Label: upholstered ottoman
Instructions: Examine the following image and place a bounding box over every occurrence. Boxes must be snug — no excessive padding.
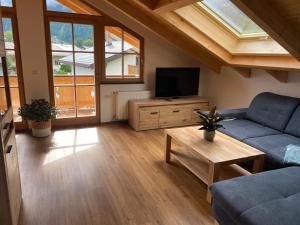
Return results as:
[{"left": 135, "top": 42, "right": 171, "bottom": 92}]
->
[{"left": 211, "top": 167, "right": 300, "bottom": 225}]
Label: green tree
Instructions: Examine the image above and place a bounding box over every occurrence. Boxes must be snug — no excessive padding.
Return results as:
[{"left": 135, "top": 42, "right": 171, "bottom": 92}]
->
[
  {"left": 4, "top": 30, "right": 13, "bottom": 42},
  {"left": 84, "top": 38, "right": 94, "bottom": 47}
]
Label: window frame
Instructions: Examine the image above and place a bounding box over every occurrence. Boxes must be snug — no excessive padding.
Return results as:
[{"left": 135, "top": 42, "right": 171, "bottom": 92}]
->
[
  {"left": 43, "top": 0, "right": 145, "bottom": 86},
  {"left": 196, "top": 2, "right": 268, "bottom": 40},
  {"left": 101, "top": 22, "right": 144, "bottom": 84},
  {"left": 1, "top": 0, "right": 26, "bottom": 129}
]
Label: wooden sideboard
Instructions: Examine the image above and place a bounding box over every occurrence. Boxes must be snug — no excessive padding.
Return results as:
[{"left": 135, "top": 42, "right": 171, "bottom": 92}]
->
[
  {"left": 129, "top": 97, "right": 209, "bottom": 131},
  {"left": 0, "top": 108, "right": 22, "bottom": 225}
]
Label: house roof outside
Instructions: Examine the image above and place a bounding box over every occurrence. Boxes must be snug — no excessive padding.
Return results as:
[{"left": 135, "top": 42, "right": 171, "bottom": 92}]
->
[{"left": 56, "top": 40, "right": 136, "bottom": 68}]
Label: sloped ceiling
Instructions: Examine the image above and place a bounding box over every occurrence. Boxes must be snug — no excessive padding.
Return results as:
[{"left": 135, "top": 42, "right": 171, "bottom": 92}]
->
[{"left": 84, "top": 0, "right": 300, "bottom": 82}]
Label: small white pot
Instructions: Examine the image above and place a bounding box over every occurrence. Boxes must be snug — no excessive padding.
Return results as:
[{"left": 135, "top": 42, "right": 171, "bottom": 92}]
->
[{"left": 31, "top": 120, "right": 52, "bottom": 138}]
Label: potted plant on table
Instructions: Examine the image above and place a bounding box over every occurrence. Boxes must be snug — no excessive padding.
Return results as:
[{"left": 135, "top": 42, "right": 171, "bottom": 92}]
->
[
  {"left": 18, "top": 99, "right": 57, "bottom": 138},
  {"left": 195, "top": 107, "right": 233, "bottom": 142}
]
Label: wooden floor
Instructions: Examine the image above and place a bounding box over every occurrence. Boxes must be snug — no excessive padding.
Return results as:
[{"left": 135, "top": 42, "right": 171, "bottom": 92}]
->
[{"left": 17, "top": 123, "right": 215, "bottom": 225}]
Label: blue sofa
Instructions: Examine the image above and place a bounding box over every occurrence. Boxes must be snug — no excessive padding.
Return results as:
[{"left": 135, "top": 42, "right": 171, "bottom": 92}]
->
[
  {"left": 218, "top": 92, "right": 300, "bottom": 169},
  {"left": 211, "top": 92, "right": 300, "bottom": 225}
]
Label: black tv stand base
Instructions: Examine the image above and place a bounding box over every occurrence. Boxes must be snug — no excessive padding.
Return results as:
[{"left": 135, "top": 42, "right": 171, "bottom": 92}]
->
[{"left": 165, "top": 97, "right": 180, "bottom": 101}]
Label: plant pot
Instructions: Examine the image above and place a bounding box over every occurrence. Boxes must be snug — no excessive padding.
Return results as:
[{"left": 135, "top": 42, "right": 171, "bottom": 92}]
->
[
  {"left": 27, "top": 120, "right": 32, "bottom": 129},
  {"left": 31, "top": 120, "right": 51, "bottom": 138},
  {"left": 204, "top": 130, "right": 215, "bottom": 142}
]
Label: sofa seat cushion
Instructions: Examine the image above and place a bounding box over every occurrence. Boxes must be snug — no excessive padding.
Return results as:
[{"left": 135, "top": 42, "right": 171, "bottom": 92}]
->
[
  {"left": 218, "top": 119, "right": 280, "bottom": 141},
  {"left": 285, "top": 105, "right": 300, "bottom": 138},
  {"left": 211, "top": 167, "right": 300, "bottom": 225},
  {"left": 246, "top": 92, "right": 299, "bottom": 131},
  {"left": 244, "top": 134, "right": 300, "bottom": 167}
]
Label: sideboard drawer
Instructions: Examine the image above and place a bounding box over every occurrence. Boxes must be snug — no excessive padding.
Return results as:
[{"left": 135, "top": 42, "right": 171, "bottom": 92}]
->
[
  {"left": 160, "top": 105, "right": 191, "bottom": 119},
  {"left": 139, "top": 107, "right": 160, "bottom": 121},
  {"left": 191, "top": 103, "right": 209, "bottom": 122}
]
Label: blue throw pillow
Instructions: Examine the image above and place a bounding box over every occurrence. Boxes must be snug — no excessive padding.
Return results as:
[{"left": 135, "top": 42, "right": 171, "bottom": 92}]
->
[{"left": 284, "top": 144, "right": 300, "bottom": 166}]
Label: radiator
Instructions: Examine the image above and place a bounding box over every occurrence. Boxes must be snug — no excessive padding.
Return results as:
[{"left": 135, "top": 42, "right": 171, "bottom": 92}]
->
[{"left": 114, "top": 90, "right": 151, "bottom": 120}]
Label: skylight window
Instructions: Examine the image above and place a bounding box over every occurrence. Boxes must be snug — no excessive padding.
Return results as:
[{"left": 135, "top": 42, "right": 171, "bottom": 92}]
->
[{"left": 199, "top": 0, "right": 267, "bottom": 37}]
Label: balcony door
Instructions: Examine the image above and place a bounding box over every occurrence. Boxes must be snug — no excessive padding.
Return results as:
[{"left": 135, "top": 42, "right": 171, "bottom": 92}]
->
[{"left": 46, "top": 18, "right": 100, "bottom": 126}]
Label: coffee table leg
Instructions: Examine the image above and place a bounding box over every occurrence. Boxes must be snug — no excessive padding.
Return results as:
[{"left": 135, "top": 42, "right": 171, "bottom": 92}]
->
[
  {"left": 252, "top": 157, "right": 264, "bottom": 173},
  {"left": 165, "top": 134, "right": 172, "bottom": 163},
  {"left": 207, "top": 162, "right": 220, "bottom": 203}
]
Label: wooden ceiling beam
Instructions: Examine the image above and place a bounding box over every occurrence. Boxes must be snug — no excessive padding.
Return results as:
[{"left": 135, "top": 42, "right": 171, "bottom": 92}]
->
[
  {"left": 230, "top": 56, "right": 300, "bottom": 71},
  {"left": 233, "top": 67, "right": 251, "bottom": 78},
  {"left": 58, "top": 0, "right": 100, "bottom": 15},
  {"left": 265, "top": 70, "right": 289, "bottom": 83},
  {"left": 231, "top": 0, "right": 300, "bottom": 61},
  {"left": 102, "top": 0, "right": 223, "bottom": 73},
  {"left": 153, "top": 0, "right": 199, "bottom": 13}
]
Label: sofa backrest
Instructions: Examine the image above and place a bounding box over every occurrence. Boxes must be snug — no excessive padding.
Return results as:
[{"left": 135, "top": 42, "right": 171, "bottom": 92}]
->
[
  {"left": 285, "top": 105, "right": 300, "bottom": 137},
  {"left": 246, "top": 92, "right": 300, "bottom": 131}
]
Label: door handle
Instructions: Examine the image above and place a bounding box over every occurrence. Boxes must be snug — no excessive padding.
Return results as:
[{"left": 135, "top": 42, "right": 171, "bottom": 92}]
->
[
  {"left": 6, "top": 145, "right": 13, "bottom": 154},
  {"left": 173, "top": 110, "right": 180, "bottom": 113},
  {"left": 3, "top": 122, "right": 11, "bottom": 130}
]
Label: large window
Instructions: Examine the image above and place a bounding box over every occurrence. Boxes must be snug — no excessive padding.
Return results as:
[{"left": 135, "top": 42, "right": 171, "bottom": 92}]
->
[
  {"left": 45, "top": 0, "right": 144, "bottom": 125},
  {"left": 50, "top": 21, "right": 97, "bottom": 119},
  {"left": 199, "top": 0, "right": 267, "bottom": 37},
  {"left": 0, "top": 2, "right": 25, "bottom": 122},
  {"left": 104, "top": 26, "right": 143, "bottom": 83},
  {"left": 0, "top": 0, "right": 13, "bottom": 7}
]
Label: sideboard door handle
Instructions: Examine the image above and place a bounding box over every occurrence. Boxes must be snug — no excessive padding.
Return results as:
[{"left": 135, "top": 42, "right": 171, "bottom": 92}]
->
[
  {"left": 3, "top": 122, "right": 11, "bottom": 130},
  {"left": 173, "top": 110, "right": 180, "bottom": 113},
  {"left": 6, "top": 145, "right": 13, "bottom": 154}
]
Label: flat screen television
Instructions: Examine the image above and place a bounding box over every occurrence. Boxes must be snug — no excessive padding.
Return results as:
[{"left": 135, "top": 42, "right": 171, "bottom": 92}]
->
[{"left": 155, "top": 67, "right": 200, "bottom": 98}]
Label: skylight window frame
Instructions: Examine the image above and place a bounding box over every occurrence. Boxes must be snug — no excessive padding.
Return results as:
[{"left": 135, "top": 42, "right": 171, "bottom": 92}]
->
[{"left": 196, "top": 2, "right": 269, "bottom": 40}]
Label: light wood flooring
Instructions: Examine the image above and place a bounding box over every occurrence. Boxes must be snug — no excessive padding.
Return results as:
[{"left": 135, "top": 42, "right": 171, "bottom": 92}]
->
[{"left": 17, "top": 123, "right": 215, "bottom": 225}]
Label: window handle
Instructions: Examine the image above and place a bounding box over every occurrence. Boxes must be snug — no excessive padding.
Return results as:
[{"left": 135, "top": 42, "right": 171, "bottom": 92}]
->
[{"left": 6, "top": 145, "right": 13, "bottom": 154}]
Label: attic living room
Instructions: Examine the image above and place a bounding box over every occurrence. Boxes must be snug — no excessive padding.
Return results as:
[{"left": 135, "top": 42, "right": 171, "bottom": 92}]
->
[{"left": 1, "top": 0, "right": 300, "bottom": 225}]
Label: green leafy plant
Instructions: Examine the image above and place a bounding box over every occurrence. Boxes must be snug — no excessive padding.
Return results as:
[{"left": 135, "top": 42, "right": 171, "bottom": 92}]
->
[
  {"left": 18, "top": 99, "right": 57, "bottom": 122},
  {"left": 196, "top": 107, "right": 233, "bottom": 132}
]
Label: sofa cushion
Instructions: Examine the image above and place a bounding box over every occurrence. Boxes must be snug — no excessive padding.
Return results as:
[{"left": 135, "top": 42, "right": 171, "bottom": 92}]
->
[
  {"left": 285, "top": 105, "right": 300, "bottom": 138},
  {"left": 218, "top": 119, "right": 280, "bottom": 141},
  {"left": 246, "top": 92, "right": 299, "bottom": 131},
  {"left": 211, "top": 167, "right": 300, "bottom": 225},
  {"left": 244, "top": 134, "right": 300, "bottom": 167}
]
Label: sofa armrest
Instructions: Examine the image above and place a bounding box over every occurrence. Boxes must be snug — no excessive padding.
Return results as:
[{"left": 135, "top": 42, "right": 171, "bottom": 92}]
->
[{"left": 217, "top": 108, "right": 248, "bottom": 119}]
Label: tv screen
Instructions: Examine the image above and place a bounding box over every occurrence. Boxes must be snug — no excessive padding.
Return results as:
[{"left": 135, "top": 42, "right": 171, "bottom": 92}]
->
[{"left": 155, "top": 67, "right": 200, "bottom": 98}]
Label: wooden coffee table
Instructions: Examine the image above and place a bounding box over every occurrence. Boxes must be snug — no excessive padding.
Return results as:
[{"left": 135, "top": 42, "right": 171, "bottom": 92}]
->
[{"left": 165, "top": 126, "right": 265, "bottom": 202}]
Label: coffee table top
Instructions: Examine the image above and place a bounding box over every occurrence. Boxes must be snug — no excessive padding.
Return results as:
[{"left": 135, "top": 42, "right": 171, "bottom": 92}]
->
[{"left": 166, "top": 126, "right": 265, "bottom": 164}]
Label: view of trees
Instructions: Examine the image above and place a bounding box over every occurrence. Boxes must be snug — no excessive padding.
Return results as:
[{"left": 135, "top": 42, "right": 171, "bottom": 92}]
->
[{"left": 50, "top": 22, "right": 94, "bottom": 49}]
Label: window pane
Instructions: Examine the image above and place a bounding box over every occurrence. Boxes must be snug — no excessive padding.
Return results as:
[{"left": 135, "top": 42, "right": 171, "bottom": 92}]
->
[
  {"left": 76, "top": 86, "right": 96, "bottom": 117},
  {"left": 50, "top": 22, "right": 73, "bottom": 51},
  {"left": 6, "top": 50, "right": 17, "bottom": 76},
  {"left": 46, "top": 0, "right": 74, "bottom": 13},
  {"left": 74, "top": 53, "right": 95, "bottom": 76},
  {"left": 200, "top": 0, "right": 266, "bottom": 35},
  {"left": 2, "top": 18, "right": 14, "bottom": 49},
  {"left": 105, "top": 53, "right": 122, "bottom": 76},
  {"left": 124, "top": 32, "right": 140, "bottom": 54},
  {"left": 53, "top": 76, "right": 74, "bottom": 86},
  {"left": 54, "top": 86, "right": 76, "bottom": 118},
  {"left": 124, "top": 54, "right": 140, "bottom": 78},
  {"left": 52, "top": 52, "right": 74, "bottom": 76},
  {"left": 105, "top": 27, "right": 122, "bottom": 53},
  {"left": 0, "top": 87, "right": 8, "bottom": 116},
  {"left": 1, "top": 0, "right": 13, "bottom": 7},
  {"left": 10, "top": 87, "right": 21, "bottom": 121},
  {"left": 74, "top": 24, "right": 94, "bottom": 52}
]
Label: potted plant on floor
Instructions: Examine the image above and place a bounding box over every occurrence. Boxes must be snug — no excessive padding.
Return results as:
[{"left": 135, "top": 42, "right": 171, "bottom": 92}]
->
[
  {"left": 19, "top": 99, "right": 57, "bottom": 137},
  {"left": 195, "top": 107, "right": 233, "bottom": 142}
]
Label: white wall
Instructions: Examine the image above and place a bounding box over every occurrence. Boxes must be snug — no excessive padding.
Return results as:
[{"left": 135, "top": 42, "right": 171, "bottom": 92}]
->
[
  {"left": 86, "top": 0, "right": 201, "bottom": 122},
  {"left": 14, "top": 0, "right": 201, "bottom": 123},
  {"left": 16, "top": 0, "right": 50, "bottom": 102},
  {"left": 201, "top": 66, "right": 300, "bottom": 109}
]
